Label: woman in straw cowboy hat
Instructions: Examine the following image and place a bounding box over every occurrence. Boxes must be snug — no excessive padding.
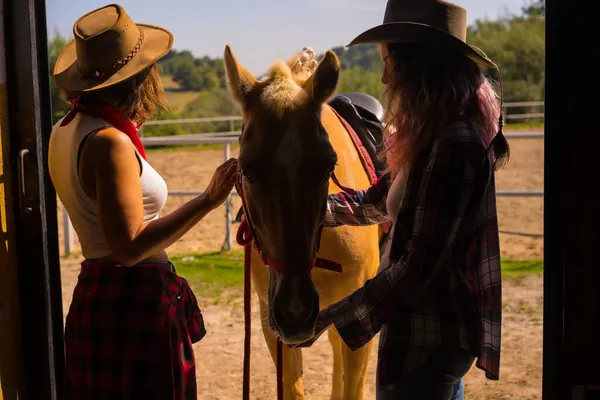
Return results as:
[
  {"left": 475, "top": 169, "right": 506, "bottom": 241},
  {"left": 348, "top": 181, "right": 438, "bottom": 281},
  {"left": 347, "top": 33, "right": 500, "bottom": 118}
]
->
[
  {"left": 49, "top": 4, "right": 238, "bottom": 399},
  {"left": 293, "top": 0, "right": 508, "bottom": 398}
]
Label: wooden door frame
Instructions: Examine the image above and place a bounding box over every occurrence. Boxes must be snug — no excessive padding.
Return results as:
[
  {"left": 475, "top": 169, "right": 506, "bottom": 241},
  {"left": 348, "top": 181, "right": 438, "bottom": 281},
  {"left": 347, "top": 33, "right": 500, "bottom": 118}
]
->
[
  {"left": 543, "top": 0, "right": 600, "bottom": 398},
  {"left": 3, "top": 0, "right": 64, "bottom": 398}
]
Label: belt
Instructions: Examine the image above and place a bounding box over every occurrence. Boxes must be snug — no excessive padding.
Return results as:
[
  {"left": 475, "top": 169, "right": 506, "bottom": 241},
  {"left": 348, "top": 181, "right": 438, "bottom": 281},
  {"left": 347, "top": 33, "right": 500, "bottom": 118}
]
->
[{"left": 82, "top": 259, "right": 176, "bottom": 273}]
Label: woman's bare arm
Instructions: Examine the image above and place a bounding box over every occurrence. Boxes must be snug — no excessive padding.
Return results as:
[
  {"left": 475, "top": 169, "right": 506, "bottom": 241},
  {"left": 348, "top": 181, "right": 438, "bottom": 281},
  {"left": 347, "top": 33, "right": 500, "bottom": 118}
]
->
[{"left": 86, "top": 128, "right": 238, "bottom": 266}]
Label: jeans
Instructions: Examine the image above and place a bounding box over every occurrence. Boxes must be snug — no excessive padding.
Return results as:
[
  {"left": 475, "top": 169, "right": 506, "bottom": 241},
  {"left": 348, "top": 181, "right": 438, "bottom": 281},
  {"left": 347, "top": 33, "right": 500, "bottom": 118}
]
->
[
  {"left": 376, "top": 347, "right": 474, "bottom": 400},
  {"left": 452, "top": 378, "right": 465, "bottom": 399}
]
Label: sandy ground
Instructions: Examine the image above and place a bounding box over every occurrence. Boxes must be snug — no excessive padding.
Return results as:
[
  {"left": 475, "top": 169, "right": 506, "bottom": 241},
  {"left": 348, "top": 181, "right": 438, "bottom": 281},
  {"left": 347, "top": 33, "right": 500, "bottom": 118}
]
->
[
  {"left": 56, "top": 132, "right": 544, "bottom": 398},
  {"left": 56, "top": 132, "right": 544, "bottom": 261},
  {"left": 60, "top": 263, "right": 542, "bottom": 400}
]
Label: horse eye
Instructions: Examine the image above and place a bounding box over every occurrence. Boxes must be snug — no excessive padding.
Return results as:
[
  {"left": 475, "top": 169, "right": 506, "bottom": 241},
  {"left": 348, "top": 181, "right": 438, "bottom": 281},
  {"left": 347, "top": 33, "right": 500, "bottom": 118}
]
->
[
  {"left": 240, "top": 161, "right": 254, "bottom": 181},
  {"left": 242, "top": 171, "right": 253, "bottom": 183}
]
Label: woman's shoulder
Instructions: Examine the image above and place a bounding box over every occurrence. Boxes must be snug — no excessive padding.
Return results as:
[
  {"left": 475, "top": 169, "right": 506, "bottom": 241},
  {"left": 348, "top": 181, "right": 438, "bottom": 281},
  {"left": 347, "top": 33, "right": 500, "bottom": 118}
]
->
[
  {"left": 82, "top": 127, "right": 139, "bottom": 168},
  {"left": 431, "top": 120, "right": 491, "bottom": 166},
  {"left": 88, "top": 126, "right": 134, "bottom": 148},
  {"left": 440, "top": 119, "right": 487, "bottom": 146},
  {"left": 50, "top": 113, "right": 127, "bottom": 151}
]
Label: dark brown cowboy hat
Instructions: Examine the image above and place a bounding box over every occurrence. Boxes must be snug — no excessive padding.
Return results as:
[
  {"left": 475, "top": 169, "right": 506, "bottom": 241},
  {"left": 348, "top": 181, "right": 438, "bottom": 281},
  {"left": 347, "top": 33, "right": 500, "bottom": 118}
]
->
[
  {"left": 347, "top": 0, "right": 496, "bottom": 68},
  {"left": 54, "top": 4, "right": 173, "bottom": 92}
]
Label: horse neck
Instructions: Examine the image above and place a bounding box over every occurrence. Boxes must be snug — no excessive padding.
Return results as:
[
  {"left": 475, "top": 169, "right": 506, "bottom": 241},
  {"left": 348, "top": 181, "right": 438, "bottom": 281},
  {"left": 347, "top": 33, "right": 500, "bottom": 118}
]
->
[{"left": 320, "top": 104, "right": 372, "bottom": 193}]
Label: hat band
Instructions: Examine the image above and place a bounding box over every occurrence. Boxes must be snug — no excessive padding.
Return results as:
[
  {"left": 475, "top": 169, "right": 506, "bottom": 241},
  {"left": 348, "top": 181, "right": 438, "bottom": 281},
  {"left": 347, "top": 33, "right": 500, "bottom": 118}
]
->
[{"left": 78, "top": 31, "right": 146, "bottom": 80}]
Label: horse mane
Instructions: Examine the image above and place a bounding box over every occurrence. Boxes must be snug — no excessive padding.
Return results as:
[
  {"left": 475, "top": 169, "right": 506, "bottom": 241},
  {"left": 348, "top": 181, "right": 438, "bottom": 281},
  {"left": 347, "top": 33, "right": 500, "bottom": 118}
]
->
[{"left": 259, "top": 47, "right": 318, "bottom": 117}]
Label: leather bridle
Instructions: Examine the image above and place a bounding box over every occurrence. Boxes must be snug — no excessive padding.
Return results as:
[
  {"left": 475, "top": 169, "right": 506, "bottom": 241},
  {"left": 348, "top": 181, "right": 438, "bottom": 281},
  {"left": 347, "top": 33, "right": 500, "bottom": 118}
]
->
[{"left": 234, "top": 171, "right": 344, "bottom": 274}]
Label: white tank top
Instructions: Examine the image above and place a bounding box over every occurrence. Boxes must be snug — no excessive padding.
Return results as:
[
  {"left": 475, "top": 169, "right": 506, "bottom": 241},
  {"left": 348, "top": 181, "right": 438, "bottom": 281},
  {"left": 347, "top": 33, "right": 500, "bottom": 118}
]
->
[{"left": 48, "top": 113, "right": 168, "bottom": 259}]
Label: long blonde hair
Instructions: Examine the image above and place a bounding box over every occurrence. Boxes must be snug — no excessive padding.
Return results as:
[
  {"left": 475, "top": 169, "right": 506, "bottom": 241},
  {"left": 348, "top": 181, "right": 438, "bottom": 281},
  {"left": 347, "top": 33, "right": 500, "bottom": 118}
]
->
[{"left": 382, "top": 43, "right": 509, "bottom": 178}]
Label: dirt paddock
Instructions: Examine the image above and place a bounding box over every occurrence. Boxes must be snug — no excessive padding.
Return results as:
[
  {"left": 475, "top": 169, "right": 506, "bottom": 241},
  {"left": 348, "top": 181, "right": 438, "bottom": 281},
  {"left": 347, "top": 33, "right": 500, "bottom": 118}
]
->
[{"left": 57, "top": 133, "right": 544, "bottom": 399}]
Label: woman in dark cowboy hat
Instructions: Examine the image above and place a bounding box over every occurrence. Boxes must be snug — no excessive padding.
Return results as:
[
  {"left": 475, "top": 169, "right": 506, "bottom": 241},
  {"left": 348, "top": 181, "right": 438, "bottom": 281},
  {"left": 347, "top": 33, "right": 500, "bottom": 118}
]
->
[
  {"left": 49, "top": 4, "right": 238, "bottom": 399},
  {"left": 293, "top": 1, "right": 508, "bottom": 399}
]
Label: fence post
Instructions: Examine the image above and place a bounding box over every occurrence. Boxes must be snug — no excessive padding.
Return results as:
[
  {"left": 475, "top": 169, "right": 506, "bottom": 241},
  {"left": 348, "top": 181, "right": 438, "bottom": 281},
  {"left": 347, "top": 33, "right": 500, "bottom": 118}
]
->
[
  {"left": 229, "top": 119, "right": 235, "bottom": 133},
  {"left": 221, "top": 142, "right": 233, "bottom": 251},
  {"left": 63, "top": 210, "right": 73, "bottom": 255}
]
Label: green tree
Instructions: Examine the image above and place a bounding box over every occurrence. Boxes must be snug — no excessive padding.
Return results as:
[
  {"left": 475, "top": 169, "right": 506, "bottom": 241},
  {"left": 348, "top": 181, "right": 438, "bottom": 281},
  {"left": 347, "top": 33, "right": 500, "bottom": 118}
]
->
[
  {"left": 158, "top": 50, "right": 228, "bottom": 91},
  {"left": 468, "top": 8, "right": 545, "bottom": 103},
  {"left": 337, "top": 67, "right": 383, "bottom": 99},
  {"left": 48, "top": 31, "right": 72, "bottom": 123},
  {"left": 521, "top": 0, "right": 545, "bottom": 18}
]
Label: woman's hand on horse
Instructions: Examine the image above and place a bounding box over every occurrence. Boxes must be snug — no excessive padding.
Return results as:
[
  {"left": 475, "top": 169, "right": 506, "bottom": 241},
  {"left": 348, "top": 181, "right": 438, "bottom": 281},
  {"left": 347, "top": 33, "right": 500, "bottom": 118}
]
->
[
  {"left": 288, "top": 310, "right": 333, "bottom": 348},
  {"left": 203, "top": 158, "right": 239, "bottom": 209}
]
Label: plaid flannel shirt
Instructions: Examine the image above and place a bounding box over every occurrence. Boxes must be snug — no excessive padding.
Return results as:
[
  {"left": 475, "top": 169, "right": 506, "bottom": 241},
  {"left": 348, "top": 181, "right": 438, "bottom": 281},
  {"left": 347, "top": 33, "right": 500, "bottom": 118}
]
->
[{"left": 324, "top": 121, "right": 502, "bottom": 389}]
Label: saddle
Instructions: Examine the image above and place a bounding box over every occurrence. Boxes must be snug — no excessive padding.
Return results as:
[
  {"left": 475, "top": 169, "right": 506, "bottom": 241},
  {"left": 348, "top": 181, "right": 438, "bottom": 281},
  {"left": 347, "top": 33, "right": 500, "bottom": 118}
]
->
[
  {"left": 327, "top": 92, "right": 387, "bottom": 179},
  {"left": 233, "top": 92, "right": 391, "bottom": 251}
]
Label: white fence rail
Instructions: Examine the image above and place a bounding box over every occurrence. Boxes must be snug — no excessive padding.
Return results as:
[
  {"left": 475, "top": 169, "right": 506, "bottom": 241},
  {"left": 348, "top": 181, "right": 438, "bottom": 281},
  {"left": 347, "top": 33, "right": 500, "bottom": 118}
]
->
[
  {"left": 139, "top": 101, "right": 544, "bottom": 133},
  {"left": 502, "top": 100, "right": 544, "bottom": 120},
  {"left": 61, "top": 101, "right": 545, "bottom": 255}
]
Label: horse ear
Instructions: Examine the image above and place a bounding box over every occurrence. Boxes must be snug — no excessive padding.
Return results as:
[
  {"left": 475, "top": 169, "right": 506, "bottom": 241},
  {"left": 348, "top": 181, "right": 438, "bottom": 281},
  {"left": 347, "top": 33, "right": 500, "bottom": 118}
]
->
[
  {"left": 224, "top": 45, "right": 258, "bottom": 107},
  {"left": 302, "top": 50, "right": 340, "bottom": 104}
]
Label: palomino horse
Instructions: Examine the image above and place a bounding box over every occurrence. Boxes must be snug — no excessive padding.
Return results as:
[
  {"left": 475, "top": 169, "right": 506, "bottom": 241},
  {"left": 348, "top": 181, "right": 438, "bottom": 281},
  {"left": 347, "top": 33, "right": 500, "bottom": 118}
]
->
[{"left": 224, "top": 45, "right": 382, "bottom": 399}]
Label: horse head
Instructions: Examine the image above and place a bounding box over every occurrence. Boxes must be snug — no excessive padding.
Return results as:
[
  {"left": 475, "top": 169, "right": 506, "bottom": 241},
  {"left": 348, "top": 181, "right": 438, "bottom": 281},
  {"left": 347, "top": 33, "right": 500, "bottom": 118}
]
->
[{"left": 224, "top": 45, "right": 340, "bottom": 343}]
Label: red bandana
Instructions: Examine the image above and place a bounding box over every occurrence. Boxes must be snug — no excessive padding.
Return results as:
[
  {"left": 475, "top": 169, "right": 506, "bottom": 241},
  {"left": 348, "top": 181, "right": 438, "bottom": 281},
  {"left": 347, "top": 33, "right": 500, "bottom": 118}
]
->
[{"left": 60, "top": 99, "right": 147, "bottom": 160}]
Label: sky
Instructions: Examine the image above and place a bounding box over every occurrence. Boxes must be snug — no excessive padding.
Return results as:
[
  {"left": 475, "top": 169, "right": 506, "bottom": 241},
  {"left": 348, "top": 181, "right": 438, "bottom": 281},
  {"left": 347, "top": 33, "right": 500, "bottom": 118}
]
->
[{"left": 46, "top": 0, "right": 528, "bottom": 75}]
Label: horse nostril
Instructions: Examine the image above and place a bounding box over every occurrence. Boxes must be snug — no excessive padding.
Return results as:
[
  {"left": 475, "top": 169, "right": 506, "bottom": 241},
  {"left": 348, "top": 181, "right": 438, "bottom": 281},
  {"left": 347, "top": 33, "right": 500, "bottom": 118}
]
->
[
  {"left": 273, "top": 274, "right": 320, "bottom": 335},
  {"left": 286, "top": 309, "right": 311, "bottom": 325},
  {"left": 285, "top": 296, "right": 316, "bottom": 325}
]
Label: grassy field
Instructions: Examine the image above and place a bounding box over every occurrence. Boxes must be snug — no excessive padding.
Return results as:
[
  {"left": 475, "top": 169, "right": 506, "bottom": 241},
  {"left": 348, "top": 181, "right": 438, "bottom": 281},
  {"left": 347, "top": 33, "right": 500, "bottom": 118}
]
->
[
  {"left": 504, "top": 121, "right": 544, "bottom": 130},
  {"left": 164, "top": 90, "right": 201, "bottom": 113},
  {"left": 502, "top": 259, "right": 544, "bottom": 276},
  {"left": 172, "top": 251, "right": 245, "bottom": 297},
  {"left": 160, "top": 75, "right": 203, "bottom": 113},
  {"left": 160, "top": 75, "right": 180, "bottom": 90},
  {"left": 172, "top": 250, "right": 543, "bottom": 297}
]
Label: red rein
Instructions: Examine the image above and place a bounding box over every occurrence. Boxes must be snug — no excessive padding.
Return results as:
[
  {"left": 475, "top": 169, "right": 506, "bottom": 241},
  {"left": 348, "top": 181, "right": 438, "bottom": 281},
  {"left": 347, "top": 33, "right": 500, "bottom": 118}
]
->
[{"left": 235, "top": 178, "right": 344, "bottom": 400}]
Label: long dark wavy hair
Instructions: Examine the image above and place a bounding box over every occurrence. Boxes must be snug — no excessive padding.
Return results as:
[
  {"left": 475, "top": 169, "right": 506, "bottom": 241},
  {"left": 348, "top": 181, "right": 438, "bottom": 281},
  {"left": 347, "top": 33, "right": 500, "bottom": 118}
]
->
[{"left": 381, "top": 43, "right": 510, "bottom": 178}]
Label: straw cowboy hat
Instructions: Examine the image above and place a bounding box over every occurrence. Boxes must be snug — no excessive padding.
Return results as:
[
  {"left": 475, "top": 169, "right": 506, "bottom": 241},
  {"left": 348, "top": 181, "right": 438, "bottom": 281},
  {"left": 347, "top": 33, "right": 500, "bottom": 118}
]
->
[
  {"left": 54, "top": 3, "right": 173, "bottom": 92},
  {"left": 347, "top": 0, "right": 496, "bottom": 68}
]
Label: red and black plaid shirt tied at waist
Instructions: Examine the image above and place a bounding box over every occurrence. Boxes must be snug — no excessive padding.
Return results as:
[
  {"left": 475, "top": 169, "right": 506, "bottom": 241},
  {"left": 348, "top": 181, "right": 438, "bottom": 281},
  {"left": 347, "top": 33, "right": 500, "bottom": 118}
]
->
[
  {"left": 324, "top": 121, "right": 502, "bottom": 389},
  {"left": 63, "top": 260, "right": 206, "bottom": 400}
]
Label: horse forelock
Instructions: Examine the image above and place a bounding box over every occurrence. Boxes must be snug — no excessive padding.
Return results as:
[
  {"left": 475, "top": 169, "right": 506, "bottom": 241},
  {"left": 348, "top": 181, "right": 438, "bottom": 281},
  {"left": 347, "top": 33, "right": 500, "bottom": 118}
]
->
[
  {"left": 258, "top": 47, "right": 318, "bottom": 118},
  {"left": 259, "top": 61, "right": 307, "bottom": 118}
]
